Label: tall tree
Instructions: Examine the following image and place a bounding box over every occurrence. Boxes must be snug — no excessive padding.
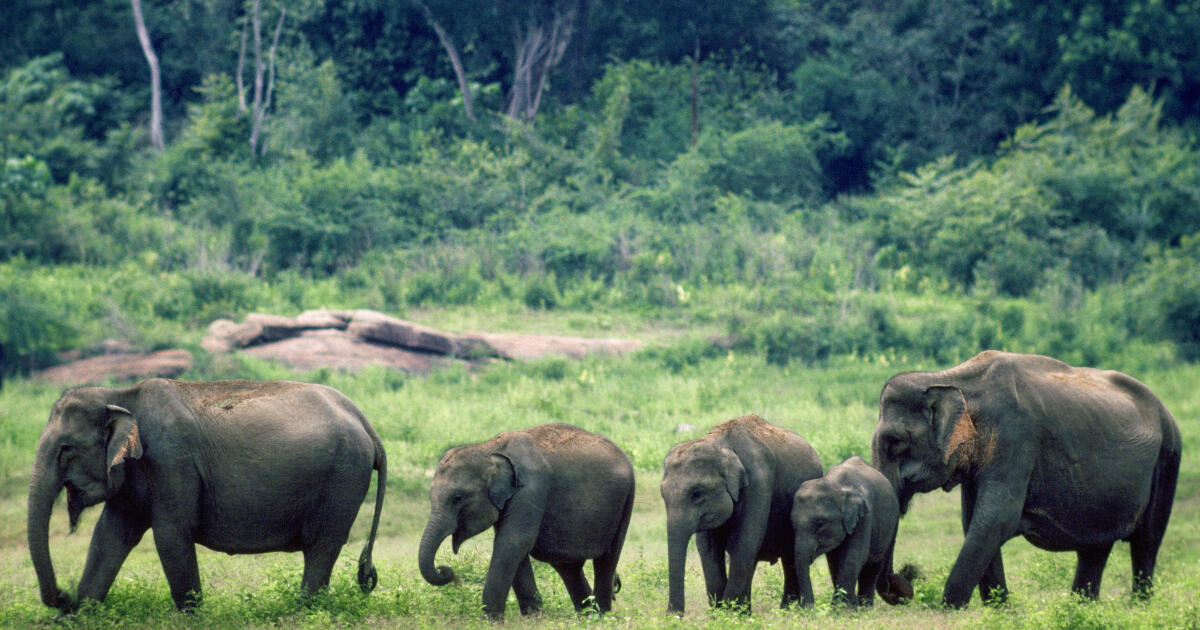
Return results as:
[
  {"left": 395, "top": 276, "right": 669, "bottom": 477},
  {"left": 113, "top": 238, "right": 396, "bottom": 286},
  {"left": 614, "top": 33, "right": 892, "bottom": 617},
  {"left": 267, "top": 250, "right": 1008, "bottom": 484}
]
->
[
  {"left": 129, "top": 0, "right": 165, "bottom": 150},
  {"left": 414, "top": 0, "right": 476, "bottom": 121},
  {"left": 504, "top": 0, "right": 580, "bottom": 121},
  {"left": 238, "top": 0, "right": 286, "bottom": 154}
]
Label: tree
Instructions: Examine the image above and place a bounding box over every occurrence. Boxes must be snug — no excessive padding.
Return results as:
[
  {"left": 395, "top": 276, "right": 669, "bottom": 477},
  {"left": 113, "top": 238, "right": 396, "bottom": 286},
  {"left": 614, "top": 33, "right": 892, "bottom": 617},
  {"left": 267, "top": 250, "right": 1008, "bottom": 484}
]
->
[
  {"left": 414, "top": 0, "right": 476, "bottom": 121},
  {"left": 504, "top": 0, "right": 581, "bottom": 121},
  {"left": 129, "top": 0, "right": 165, "bottom": 150},
  {"left": 412, "top": 0, "right": 583, "bottom": 123},
  {"left": 237, "top": 0, "right": 286, "bottom": 154}
]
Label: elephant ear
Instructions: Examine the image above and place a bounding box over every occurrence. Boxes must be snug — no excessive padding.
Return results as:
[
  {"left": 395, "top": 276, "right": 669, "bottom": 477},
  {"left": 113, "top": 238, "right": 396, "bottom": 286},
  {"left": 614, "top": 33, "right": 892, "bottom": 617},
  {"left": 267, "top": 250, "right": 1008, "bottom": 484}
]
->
[
  {"left": 924, "top": 385, "right": 974, "bottom": 464},
  {"left": 842, "top": 490, "right": 867, "bottom": 535},
  {"left": 487, "top": 453, "right": 520, "bottom": 511},
  {"left": 719, "top": 447, "right": 748, "bottom": 503},
  {"left": 488, "top": 434, "right": 544, "bottom": 510},
  {"left": 104, "top": 404, "right": 142, "bottom": 488}
]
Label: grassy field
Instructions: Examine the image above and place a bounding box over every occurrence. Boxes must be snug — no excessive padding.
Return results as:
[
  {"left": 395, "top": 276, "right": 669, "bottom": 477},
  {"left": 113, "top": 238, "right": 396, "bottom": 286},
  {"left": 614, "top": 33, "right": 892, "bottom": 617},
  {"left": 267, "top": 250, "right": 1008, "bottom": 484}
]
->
[{"left": 1, "top": 342, "right": 1197, "bottom": 629}]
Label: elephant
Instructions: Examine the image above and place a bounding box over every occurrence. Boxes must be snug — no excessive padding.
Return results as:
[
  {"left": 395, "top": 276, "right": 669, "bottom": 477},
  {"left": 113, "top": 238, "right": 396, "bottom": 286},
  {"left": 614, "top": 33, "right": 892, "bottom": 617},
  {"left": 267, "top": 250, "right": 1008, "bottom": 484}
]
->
[
  {"left": 872, "top": 350, "right": 1181, "bottom": 608},
  {"left": 660, "top": 414, "right": 823, "bottom": 614},
  {"left": 790, "top": 456, "right": 912, "bottom": 608},
  {"left": 28, "top": 378, "right": 387, "bottom": 613},
  {"left": 418, "top": 423, "right": 634, "bottom": 621}
]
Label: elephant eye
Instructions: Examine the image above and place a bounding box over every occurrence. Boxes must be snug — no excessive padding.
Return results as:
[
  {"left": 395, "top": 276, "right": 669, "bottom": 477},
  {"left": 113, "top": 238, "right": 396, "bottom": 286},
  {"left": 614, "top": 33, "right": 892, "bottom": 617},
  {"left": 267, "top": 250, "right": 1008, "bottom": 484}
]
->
[{"left": 690, "top": 489, "right": 704, "bottom": 502}]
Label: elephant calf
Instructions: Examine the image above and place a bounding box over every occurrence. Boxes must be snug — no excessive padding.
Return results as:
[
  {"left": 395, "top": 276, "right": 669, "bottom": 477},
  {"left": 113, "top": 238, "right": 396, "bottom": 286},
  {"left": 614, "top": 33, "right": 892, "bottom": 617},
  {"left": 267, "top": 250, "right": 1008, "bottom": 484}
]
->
[
  {"left": 419, "top": 423, "right": 634, "bottom": 621},
  {"left": 661, "top": 414, "right": 823, "bottom": 614},
  {"left": 28, "top": 379, "right": 387, "bottom": 613},
  {"left": 791, "top": 456, "right": 912, "bottom": 608}
]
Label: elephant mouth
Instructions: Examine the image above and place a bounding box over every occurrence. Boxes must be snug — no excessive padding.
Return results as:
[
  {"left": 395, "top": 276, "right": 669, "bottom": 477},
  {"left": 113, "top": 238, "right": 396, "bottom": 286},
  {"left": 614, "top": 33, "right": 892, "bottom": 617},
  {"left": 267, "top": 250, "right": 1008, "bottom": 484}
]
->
[{"left": 66, "top": 483, "right": 86, "bottom": 532}]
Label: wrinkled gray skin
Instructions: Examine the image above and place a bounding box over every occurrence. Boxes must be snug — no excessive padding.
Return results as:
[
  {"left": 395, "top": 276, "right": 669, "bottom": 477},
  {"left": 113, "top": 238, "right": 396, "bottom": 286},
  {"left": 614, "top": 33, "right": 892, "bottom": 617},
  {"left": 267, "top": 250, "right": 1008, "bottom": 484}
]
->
[
  {"left": 419, "top": 424, "right": 634, "bottom": 621},
  {"left": 28, "top": 379, "right": 386, "bottom": 613},
  {"left": 660, "top": 415, "right": 823, "bottom": 615},
  {"left": 791, "top": 456, "right": 911, "bottom": 608},
  {"left": 872, "top": 351, "right": 1181, "bottom": 608}
]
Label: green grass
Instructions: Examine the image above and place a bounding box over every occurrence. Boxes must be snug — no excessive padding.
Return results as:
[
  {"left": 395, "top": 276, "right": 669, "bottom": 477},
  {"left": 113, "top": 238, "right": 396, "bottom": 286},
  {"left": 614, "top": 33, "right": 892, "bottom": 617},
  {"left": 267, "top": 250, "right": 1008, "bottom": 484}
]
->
[{"left": 1, "top": 347, "right": 1197, "bottom": 628}]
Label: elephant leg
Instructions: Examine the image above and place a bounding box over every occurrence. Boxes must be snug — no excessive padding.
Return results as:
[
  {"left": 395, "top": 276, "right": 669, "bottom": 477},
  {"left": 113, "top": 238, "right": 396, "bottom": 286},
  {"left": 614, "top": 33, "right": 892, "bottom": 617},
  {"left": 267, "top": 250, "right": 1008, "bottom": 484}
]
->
[
  {"left": 827, "top": 548, "right": 862, "bottom": 607},
  {"left": 696, "top": 530, "right": 728, "bottom": 605},
  {"left": 151, "top": 522, "right": 202, "bottom": 611},
  {"left": 76, "top": 505, "right": 149, "bottom": 604},
  {"left": 483, "top": 520, "right": 538, "bottom": 621},
  {"left": 723, "top": 522, "right": 767, "bottom": 611},
  {"left": 591, "top": 492, "right": 632, "bottom": 613},
  {"left": 1129, "top": 452, "right": 1178, "bottom": 599},
  {"left": 512, "top": 556, "right": 543, "bottom": 616},
  {"left": 944, "top": 483, "right": 1021, "bottom": 608},
  {"left": 780, "top": 553, "right": 801, "bottom": 609},
  {"left": 1130, "top": 533, "right": 1161, "bottom": 599},
  {"left": 961, "top": 481, "right": 1009, "bottom": 605},
  {"left": 300, "top": 542, "right": 344, "bottom": 596},
  {"left": 857, "top": 562, "right": 879, "bottom": 607},
  {"left": 591, "top": 551, "right": 619, "bottom": 612},
  {"left": 1072, "top": 543, "right": 1113, "bottom": 599},
  {"left": 552, "top": 561, "right": 593, "bottom": 611}
]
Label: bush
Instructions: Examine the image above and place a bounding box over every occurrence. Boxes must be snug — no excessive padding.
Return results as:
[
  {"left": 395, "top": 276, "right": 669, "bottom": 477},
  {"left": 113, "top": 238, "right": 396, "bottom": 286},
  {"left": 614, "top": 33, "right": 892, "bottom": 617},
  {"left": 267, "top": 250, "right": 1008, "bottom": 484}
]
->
[
  {"left": 0, "top": 277, "right": 78, "bottom": 376},
  {"left": 1127, "top": 236, "right": 1200, "bottom": 361}
]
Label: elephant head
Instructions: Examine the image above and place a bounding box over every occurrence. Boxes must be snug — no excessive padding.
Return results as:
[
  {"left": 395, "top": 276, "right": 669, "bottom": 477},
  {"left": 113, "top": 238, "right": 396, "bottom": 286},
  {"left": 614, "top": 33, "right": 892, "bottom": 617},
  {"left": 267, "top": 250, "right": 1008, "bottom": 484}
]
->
[
  {"left": 418, "top": 438, "right": 532, "bottom": 586},
  {"left": 790, "top": 478, "right": 866, "bottom": 606},
  {"left": 659, "top": 440, "right": 747, "bottom": 613},
  {"left": 28, "top": 387, "right": 142, "bottom": 610},
  {"left": 872, "top": 374, "right": 989, "bottom": 514}
]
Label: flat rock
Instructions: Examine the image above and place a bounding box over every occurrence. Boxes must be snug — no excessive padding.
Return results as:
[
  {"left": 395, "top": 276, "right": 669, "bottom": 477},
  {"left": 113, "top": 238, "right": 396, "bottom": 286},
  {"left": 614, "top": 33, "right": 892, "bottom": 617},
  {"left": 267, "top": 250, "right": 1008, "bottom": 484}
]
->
[
  {"left": 240, "top": 329, "right": 454, "bottom": 373},
  {"left": 39, "top": 350, "right": 194, "bottom": 386},
  {"left": 346, "top": 310, "right": 497, "bottom": 358}
]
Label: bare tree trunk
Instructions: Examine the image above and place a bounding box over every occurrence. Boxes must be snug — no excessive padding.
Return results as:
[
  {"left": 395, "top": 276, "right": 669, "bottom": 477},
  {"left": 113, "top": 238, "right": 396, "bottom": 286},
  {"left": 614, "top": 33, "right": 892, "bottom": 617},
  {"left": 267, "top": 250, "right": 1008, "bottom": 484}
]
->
[
  {"left": 130, "top": 0, "right": 164, "bottom": 151},
  {"left": 506, "top": 2, "right": 578, "bottom": 122},
  {"left": 236, "top": 16, "right": 249, "bottom": 115},
  {"left": 248, "top": 0, "right": 285, "bottom": 155},
  {"left": 415, "top": 0, "right": 476, "bottom": 122}
]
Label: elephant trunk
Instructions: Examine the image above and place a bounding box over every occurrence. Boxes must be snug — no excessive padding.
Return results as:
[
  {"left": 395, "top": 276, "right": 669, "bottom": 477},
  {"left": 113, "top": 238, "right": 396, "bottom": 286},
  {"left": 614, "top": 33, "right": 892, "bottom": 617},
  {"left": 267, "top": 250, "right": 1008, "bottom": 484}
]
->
[
  {"left": 418, "top": 513, "right": 455, "bottom": 586},
  {"left": 871, "top": 432, "right": 904, "bottom": 510},
  {"left": 666, "top": 521, "right": 693, "bottom": 615},
  {"left": 792, "top": 540, "right": 817, "bottom": 608},
  {"left": 28, "top": 444, "right": 67, "bottom": 609}
]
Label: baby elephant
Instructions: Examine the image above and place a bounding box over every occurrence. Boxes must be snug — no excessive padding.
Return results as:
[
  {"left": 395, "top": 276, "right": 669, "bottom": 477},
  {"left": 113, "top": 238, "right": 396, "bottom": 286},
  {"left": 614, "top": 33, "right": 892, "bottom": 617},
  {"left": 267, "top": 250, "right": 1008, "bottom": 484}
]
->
[
  {"left": 791, "top": 456, "right": 912, "bottom": 608},
  {"left": 418, "top": 424, "right": 634, "bottom": 621}
]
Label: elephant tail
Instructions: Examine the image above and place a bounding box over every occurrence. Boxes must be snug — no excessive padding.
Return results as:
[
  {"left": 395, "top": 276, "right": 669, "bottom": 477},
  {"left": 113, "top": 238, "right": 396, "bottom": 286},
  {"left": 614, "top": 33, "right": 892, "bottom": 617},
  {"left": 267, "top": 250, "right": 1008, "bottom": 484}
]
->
[{"left": 357, "top": 437, "right": 387, "bottom": 594}]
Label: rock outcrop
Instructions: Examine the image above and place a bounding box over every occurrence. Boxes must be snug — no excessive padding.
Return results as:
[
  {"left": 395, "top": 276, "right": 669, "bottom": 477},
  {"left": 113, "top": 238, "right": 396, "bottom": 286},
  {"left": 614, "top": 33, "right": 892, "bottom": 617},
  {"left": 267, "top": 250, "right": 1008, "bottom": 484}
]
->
[
  {"left": 201, "top": 309, "right": 643, "bottom": 373},
  {"left": 39, "top": 349, "right": 194, "bottom": 386}
]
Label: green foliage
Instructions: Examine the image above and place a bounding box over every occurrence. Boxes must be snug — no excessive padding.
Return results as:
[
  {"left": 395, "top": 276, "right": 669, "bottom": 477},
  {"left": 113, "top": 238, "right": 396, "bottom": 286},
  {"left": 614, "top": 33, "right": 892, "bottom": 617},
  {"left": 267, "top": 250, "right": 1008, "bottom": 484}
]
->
[
  {"left": 0, "top": 54, "right": 125, "bottom": 183},
  {"left": 0, "top": 268, "right": 79, "bottom": 376},
  {"left": 1125, "top": 236, "right": 1200, "bottom": 361}
]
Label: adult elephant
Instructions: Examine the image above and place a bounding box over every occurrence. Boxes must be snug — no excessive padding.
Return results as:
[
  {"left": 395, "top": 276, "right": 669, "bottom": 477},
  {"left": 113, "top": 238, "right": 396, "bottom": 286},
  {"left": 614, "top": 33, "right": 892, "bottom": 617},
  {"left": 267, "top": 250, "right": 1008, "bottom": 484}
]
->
[
  {"left": 872, "top": 351, "right": 1180, "bottom": 608},
  {"left": 418, "top": 423, "right": 634, "bottom": 621},
  {"left": 661, "top": 414, "right": 823, "bottom": 614},
  {"left": 28, "top": 378, "right": 387, "bottom": 612}
]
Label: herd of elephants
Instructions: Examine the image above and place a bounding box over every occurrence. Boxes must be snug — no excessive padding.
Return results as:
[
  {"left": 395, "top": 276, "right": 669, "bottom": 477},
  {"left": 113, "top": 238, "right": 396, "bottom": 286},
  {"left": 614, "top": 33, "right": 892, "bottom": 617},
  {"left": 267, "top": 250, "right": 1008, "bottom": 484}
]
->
[{"left": 27, "top": 350, "right": 1181, "bottom": 621}]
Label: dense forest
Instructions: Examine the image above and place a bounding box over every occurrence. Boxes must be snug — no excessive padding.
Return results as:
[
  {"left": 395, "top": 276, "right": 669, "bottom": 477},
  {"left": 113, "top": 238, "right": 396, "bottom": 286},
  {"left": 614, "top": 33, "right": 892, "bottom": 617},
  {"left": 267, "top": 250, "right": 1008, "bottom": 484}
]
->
[{"left": 4, "top": 0, "right": 1200, "bottom": 379}]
